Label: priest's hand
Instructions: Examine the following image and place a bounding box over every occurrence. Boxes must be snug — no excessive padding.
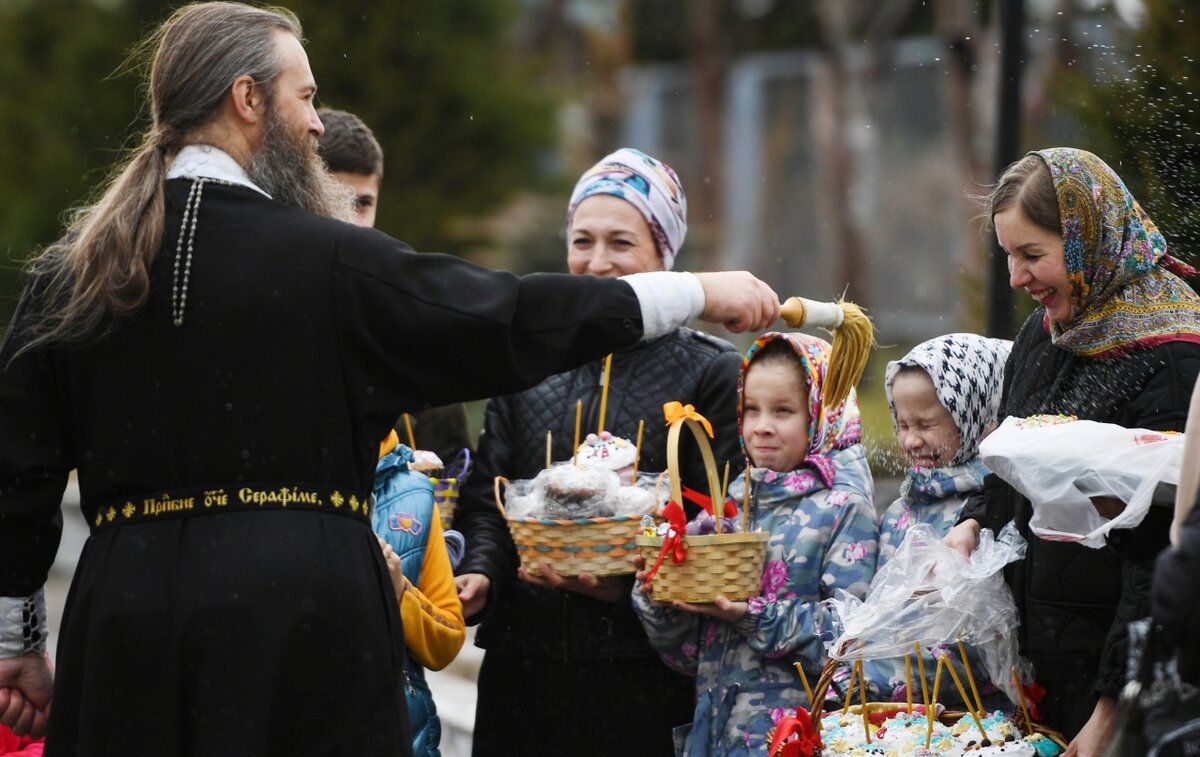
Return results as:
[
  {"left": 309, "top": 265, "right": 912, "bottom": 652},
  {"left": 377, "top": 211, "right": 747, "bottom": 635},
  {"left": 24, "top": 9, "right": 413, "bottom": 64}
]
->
[
  {"left": 694, "top": 272, "right": 780, "bottom": 333},
  {"left": 0, "top": 653, "right": 53, "bottom": 738}
]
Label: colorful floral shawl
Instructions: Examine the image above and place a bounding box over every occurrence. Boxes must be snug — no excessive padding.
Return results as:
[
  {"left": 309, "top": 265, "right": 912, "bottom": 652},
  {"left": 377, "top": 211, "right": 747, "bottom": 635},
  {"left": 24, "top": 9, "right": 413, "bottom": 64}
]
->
[
  {"left": 737, "top": 332, "right": 863, "bottom": 490},
  {"left": 1035, "top": 147, "right": 1200, "bottom": 358}
]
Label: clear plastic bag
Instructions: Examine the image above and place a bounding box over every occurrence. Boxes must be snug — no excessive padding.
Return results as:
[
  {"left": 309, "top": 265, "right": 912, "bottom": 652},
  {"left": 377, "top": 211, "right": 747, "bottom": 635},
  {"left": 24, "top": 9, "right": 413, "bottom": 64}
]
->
[
  {"left": 826, "top": 522, "right": 1026, "bottom": 703},
  {"left": 979, "top": 416, "right": 1183, "bottom": 548}
]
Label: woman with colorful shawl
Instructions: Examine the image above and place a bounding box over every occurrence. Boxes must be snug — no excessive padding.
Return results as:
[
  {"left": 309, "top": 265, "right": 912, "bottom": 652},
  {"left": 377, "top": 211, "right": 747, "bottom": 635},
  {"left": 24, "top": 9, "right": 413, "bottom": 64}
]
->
[
  {"left": 632, "top": 332, "right": 878, "bottom": 756},
  {"left": 861, "top": 333, "right": 1011, "bottom": 708},
  {"left": 946, "top": 148, "right": 1200, "bottom": 752}
]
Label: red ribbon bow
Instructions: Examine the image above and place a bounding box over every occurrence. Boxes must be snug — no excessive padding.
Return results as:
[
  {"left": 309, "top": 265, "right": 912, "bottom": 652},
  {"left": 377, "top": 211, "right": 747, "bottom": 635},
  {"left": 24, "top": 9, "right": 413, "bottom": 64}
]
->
[{"left": 641, "top": 500, "right": 688, "bottom": 589}]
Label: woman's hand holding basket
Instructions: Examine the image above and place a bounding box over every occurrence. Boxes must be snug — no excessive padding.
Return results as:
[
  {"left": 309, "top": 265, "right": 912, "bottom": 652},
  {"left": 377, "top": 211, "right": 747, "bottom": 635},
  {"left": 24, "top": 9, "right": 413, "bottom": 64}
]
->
[{"left": 517, "top": 560, "right": 628, "bottom": 603}]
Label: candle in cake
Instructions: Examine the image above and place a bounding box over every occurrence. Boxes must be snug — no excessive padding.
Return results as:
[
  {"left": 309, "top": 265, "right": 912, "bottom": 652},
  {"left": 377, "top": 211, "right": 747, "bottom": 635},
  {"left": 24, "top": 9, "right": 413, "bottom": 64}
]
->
[
  {"left": 841, "top": 662, "right": 859, "bottom": 715},
  {"left": 572, "top": 399, "right": 582, "bottom": 465},
  {"left": 632, "top": 419, "right": 644, "bottom": 479},
  {"left": 957, "top": 639, "right": 985, "bottom": 716},
  {"left": 925, "top": 656, "right": 945, "bottom": 750},
  {"left": 403, "top": 412, "right": 417, "bottom": 449},
  {"left": 856, "top": 659, "right": 870, "bottom": 743},
  {"left": 545, "top": 430, "right": 552, "bottom": 470},
  {"left": 945, "top": 655, "right": 990, "bottom": 744},
  {"left": 914, "top": 642, "right": 929, "bottom": 709},
  {"left": 597, "top": 353, "right": 613, "bottom": 433},
  {"left": 1013, "top": 666, "right": 1033, "bottom": 735},
  {"left": 904, "top": 653, "right": 913, "bottom": 714}
]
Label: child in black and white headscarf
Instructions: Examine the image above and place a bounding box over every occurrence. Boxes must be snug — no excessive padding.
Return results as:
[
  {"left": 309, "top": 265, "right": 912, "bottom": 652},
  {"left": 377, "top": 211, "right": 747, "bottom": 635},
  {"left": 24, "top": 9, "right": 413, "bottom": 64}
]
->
[{"left": 877, "top": 333, "right": 1012, "bottom": 566}]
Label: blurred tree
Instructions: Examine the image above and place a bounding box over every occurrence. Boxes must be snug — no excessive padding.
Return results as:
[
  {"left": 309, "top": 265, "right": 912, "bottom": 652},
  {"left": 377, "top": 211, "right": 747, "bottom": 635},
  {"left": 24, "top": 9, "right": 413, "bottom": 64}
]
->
[
  {"left": 0, "top": 0, "right": 558, "bottom": 332},
  {"left": 1069, "top": 0, "right": 1200, "bottom": 267}
]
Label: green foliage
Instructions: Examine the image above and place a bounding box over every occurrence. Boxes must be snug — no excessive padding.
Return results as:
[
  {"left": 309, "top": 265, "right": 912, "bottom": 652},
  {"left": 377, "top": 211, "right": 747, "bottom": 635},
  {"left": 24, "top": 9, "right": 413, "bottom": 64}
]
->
[
  {"left": 0, "top": 0, "right": 148, "bottom": 325},
  {"left": 0, "top": 0, "right": 559, "bottom": 331},
  {"left": 289, "top": 0, "right": 557, "bottom": 250},
  {"left": 1069, "top": 0, "right": 1200, "bottom": 266}
]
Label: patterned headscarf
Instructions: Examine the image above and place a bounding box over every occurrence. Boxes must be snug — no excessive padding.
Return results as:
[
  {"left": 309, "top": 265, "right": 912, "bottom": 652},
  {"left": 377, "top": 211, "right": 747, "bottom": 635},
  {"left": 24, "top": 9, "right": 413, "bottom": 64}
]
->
[
  {"left": 737, "top": 332, "right": 863, "bottom": 485},
  {"left": 567, "top": 147, "right": 688, "bottom": 270},
  {"left": 885, "top": 333, "right": 1012, "bottom": 467},
  {"left": 1034, "top": 147, "right": 1200, "bottom": 357}
]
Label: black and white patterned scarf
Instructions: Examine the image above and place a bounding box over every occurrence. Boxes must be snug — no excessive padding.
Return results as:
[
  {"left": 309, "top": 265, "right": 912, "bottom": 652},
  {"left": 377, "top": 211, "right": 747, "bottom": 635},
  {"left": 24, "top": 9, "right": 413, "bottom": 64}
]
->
[{"left": 885, "top": 333, "right": 1012, "bottom": 467}]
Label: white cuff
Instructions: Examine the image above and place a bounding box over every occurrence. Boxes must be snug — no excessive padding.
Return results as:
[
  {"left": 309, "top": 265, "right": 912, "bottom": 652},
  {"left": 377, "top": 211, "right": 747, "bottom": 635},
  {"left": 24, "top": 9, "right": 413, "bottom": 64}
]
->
[
  {"left": 621, "top": 271, "right": 705, "bottom": 341},
  {"left": 0, "top": 590, "right": 48, "bottom": 657}
]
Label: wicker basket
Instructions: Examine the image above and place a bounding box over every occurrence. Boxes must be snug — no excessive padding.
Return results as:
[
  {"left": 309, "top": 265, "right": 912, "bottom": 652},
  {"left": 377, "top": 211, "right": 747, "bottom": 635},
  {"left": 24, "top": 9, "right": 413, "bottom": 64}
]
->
[
  {"left": 494, "top": 476, "right": 641, "bottom": 577},
  {"left": 635, "top": 411, "right": 768, "bottom": 603},
  {"left": 429, "top": 448, "right": 470, "bottom": 531},
  {"left": 805, "top": 655, "right": 1068, "bottom": 750}
]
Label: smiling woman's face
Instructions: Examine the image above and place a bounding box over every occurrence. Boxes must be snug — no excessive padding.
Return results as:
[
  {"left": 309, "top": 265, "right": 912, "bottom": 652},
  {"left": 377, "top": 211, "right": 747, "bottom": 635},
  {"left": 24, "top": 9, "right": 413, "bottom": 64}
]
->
[
  {"left": 995, "top": 206, "right": 1072, "bottom": 325},
  {"left": 567, "top": 194, "right": 663, "bottom": 278}
]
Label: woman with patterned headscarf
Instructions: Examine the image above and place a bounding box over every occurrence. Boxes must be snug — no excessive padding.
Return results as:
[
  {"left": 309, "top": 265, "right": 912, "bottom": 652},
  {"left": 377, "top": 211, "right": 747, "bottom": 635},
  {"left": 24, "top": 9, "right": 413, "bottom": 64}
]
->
[
  {"left": 452, "top": 148, "right": 743, "bottom": 755},
  {"left": 946, "top": 148, "right": 1200, "bottom": 752}
]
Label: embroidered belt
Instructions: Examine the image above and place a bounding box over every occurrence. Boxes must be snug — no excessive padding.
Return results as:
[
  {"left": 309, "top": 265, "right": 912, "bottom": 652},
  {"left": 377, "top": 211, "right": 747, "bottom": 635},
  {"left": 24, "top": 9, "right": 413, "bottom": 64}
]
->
[{"left": 88, "top": 483, "right": 372, "bottom": 533}]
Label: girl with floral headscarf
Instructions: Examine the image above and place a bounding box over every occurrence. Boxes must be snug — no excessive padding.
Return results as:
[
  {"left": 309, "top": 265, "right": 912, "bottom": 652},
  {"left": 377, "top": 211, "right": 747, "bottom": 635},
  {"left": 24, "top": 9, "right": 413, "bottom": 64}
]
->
[
  {"left": 633, "top": 332, "right": 878, "bottom": 756},
  {"left": 946, "top": 148, "right": 1200, "bottom": 752}
]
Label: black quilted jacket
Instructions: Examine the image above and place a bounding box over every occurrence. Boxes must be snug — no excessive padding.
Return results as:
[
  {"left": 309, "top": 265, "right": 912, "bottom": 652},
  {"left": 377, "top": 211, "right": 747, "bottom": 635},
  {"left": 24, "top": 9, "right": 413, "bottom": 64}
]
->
[
  {"left": 452, "top": 327, "right": 742, "bottom": 660},
  {"left": 959, "top": 309, "right": 1200, "bottom": 738}
]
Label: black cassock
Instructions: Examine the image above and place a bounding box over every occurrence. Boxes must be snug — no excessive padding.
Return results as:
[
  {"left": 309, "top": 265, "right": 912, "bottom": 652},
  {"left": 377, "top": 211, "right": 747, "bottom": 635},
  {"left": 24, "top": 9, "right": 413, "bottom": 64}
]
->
[{"left": 0, "top": 180, "right": 643, "bottom": 756}]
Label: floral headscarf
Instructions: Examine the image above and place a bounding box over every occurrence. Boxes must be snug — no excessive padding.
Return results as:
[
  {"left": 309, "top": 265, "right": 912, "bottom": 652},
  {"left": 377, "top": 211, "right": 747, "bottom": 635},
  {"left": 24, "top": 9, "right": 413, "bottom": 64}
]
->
[
  {"left": 566, "top": 147, "right": 688, "bottom": 270},
  {"left": 1035, "top": 147, "right": 1200, "bottom": 357},
  {"left": 737, "top": 332, "right": 862, "bottom": 485},
  {"left": 884, "top": 333, "right": 1012, "bottom": 467}
]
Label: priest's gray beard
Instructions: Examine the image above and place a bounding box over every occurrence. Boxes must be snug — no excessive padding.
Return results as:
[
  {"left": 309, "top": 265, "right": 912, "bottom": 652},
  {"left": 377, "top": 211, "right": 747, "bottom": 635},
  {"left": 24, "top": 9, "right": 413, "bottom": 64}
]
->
[{"left": 247, "top": 108, "right": 354, "bottom": 222}]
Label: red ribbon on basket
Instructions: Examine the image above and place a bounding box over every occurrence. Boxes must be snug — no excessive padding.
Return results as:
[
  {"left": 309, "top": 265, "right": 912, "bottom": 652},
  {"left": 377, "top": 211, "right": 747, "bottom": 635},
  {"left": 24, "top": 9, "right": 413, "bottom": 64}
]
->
[
  {"left": 641, "top": 499, "right": 688, "bottom": 589},
  {"left": 767, "top": 713, "right": 821, "bottom": 757},
  {"left": 663, "top": 401, "right": 714, "bottom": 437},
  {"left": 681, "top": 486, "right": 737, "bottom": 518}
]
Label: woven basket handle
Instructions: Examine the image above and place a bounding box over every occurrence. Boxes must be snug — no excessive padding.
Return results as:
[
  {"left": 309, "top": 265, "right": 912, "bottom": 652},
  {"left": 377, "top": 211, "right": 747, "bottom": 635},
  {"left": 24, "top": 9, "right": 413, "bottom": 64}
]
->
[
  {"left": 666, "top": 415, "right": 723, "bottom": 533},
  {"left": 493, "top": 475, "right": 511, "bottom": 519}
]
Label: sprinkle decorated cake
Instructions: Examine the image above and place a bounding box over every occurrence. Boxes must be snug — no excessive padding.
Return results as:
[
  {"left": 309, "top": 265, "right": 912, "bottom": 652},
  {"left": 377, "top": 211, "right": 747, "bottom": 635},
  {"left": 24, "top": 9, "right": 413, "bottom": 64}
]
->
[
  {"left": 819, "top": 707, "right": 1061, "bottom": 756},
  {"left": 574, "top": 431, "right": 637, "bottom": 483}
]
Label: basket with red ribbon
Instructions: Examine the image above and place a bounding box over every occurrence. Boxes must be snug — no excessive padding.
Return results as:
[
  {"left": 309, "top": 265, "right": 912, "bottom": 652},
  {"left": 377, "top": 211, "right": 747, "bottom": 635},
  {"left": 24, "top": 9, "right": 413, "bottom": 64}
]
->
[{"left": 635, "top": 402, "right": 768, "bottom": 603}]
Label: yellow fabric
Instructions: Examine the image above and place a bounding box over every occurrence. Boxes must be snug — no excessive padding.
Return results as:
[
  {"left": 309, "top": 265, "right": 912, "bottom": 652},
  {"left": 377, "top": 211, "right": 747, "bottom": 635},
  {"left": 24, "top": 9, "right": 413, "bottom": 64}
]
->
[
  {"left": 398, "top": 504, "right": 466, "bottom": 670},
  {"left": 379, "top": 429, "right": 399, "bottom": 460}
]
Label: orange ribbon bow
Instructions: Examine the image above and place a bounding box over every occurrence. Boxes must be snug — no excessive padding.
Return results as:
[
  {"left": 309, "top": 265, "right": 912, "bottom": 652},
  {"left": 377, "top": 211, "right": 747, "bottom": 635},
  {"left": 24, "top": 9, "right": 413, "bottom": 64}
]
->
[{"left": 662, "top": 401, "right": 713, "bottom": 437}]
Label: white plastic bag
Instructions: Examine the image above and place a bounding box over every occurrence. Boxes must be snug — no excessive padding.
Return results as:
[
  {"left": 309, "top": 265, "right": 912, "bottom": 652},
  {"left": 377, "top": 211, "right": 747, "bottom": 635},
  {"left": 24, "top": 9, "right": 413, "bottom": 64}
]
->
[
  {"left": 825, "top": 522, "right": 1026, "bottom": 703},
  {"left": 979, "top": 416, "right": 1183, "bottom": 548}
]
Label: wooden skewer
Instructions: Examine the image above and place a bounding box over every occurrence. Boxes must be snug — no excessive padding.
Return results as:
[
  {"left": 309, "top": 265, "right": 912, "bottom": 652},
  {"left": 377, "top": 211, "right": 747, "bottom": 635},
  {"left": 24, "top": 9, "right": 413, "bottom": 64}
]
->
[
  {"left": 545, "top": 431, "right": 552, "bottom": 470},
  {"left": 956, "top": 639, "right": 985, "bottom": 716},
  {"left": 402, "top": 413, "right": 417, "bottom": 449},
  {"left": 596, "top": 353, "right": 613, "bottom": 434}
]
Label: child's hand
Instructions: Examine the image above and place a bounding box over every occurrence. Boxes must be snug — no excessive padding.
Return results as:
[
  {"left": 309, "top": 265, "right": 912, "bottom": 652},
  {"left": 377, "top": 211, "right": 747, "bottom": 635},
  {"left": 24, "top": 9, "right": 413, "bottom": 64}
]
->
[
  {"left": 671, "top": 596, "right": 748, "bottom": 622},
  {"left": 518, "top": 561, "right": 627, "bottom": 603},
  {"left": 376, "top": 536, "right": 405, "bottom": 603}
]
